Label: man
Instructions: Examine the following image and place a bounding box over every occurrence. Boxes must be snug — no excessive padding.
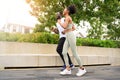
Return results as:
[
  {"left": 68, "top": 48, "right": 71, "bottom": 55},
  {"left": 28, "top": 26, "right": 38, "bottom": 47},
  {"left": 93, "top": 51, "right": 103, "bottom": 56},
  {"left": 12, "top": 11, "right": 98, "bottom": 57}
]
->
[{"left": 53, "top": 12, "right": 74, "bottom": 71}]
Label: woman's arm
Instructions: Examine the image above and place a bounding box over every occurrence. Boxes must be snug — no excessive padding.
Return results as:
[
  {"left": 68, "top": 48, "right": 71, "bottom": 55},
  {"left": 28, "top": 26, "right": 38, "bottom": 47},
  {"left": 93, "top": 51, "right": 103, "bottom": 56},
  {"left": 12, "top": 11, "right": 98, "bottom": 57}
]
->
[
  {"left": 58, "top": 17, "right": 69, "bottom": 29},
  {"left": 62, "top": 25, "right": 75, "bottom": 34},
  {"left": 62, "top": 29, "right": 69, "bottom": 34},
  {"left": 72, "top": 25, "right": 76, "bottom": 31}
]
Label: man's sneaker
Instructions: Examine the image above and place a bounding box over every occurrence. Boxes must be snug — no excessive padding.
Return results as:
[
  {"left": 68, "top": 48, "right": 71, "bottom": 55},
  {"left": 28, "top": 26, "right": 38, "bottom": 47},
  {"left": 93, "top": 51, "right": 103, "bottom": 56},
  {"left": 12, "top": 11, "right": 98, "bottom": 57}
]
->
[
  {"left": 70, "top": 64, "right": 75, "bottom": 69},
  {"left": 60, "top": 69, "right": 71, "bottom": 75},
  {"left": 76, "top": 68, "right": 87, "bottom": 76},
  {"left": 61, "top": 65, "right": 66, "bottom": 71}
]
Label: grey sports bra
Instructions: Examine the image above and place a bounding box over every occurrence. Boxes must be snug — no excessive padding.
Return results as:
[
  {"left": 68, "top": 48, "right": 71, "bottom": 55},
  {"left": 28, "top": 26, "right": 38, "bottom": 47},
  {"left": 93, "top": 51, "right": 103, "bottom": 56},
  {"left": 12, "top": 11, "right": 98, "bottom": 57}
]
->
[{"left": 67, "top": 23, "right": 73, "bottom": 29}]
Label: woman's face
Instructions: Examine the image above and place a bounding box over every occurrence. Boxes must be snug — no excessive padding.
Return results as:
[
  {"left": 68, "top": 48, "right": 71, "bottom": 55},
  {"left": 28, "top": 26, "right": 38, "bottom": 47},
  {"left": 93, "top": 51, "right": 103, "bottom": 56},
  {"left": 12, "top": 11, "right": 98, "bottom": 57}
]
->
[{"left": 63, "top": 8, "right": 69, "bottom": 16}]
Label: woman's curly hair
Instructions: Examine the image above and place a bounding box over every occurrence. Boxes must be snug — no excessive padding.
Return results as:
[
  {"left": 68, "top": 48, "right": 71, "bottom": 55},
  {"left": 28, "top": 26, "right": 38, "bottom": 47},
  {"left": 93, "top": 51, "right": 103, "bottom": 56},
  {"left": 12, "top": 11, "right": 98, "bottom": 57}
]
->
[{"left": 67, "top": 4, "right": 76, "bottom": 15}]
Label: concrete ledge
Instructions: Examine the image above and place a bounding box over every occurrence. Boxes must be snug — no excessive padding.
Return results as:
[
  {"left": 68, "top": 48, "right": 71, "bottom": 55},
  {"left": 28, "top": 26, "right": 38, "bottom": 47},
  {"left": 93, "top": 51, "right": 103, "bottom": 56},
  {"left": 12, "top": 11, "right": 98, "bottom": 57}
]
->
[
  {"left": 111, "top": 57, "right": 120, "bottom": 66},
  {"left": 0, "top": 42, "right": 120, "bottom": 67},
  {"left": 0, "top": 66, "right": 4, "bottom": 70},
  {"left": 0, "top": 54, "right": 111, "bottom": 67},
  {"left": 0, "top": 54, "right": 38, "bottom": 67}
]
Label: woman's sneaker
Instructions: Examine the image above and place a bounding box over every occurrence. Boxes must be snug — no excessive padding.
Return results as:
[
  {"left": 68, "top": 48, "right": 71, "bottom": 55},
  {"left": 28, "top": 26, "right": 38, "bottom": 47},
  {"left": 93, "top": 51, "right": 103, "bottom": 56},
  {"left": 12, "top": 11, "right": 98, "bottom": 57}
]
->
[
  {"left": 60, "top": 69, "right": 71, "bottom": 75},
  {"left": 76, "top": 68, "right": 87, "bottom": 76}
]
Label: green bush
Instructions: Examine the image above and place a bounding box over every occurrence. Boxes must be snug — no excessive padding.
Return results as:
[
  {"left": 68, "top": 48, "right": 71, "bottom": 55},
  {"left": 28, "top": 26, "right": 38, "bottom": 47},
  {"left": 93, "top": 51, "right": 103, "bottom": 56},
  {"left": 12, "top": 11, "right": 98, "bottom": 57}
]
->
[
  {"left": 0, "top": 32, "right": 22, "bottom": 42},
  {"left": 76, "top": 38, "right": 119, "bottom": 48},
  {"left": 0, "top": 32, "right": 119, "bottom": 48},
  {"left": 18, "top": 32, "right": 59, "bottom": 44}
]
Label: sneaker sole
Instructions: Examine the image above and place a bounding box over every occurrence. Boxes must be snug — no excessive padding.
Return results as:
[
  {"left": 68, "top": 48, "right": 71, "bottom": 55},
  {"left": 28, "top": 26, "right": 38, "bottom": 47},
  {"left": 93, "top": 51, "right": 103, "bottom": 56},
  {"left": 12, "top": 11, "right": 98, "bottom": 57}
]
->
[
  {"left": 60, "top": 72, "right": 72, "bottom": 75},
  {"left": 60, "top": 73, "right": 71, "bottom": 76},
  {"left": 76, "top": 71, "right": 87, "bottom": 77}
]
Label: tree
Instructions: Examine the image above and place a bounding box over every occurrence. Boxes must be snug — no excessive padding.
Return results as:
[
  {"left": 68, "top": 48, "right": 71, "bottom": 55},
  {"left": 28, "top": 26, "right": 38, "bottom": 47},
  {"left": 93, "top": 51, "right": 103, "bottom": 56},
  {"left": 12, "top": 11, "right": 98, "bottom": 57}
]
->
[
  {"left": 27, "top": 0, "right": 120, "bottom": 40},
  {"left": 73, "top": 0, "right": 120, "bottom": 40},
  {"left": 87, "top": 18, "right": 104, "bottom": 39},
  {"left": 107, "top": 20, "right": 120, "bottom": 40},
  {"left": 26, "top": 0, "right": 68, "bottom": 32}
]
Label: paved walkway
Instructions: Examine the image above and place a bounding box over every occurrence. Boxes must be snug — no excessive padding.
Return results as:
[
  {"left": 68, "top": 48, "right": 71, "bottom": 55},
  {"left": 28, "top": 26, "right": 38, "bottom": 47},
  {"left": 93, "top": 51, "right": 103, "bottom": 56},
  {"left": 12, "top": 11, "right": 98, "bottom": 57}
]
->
[{"left": 0, "top": 66, "right": 120, "bottom": 80}]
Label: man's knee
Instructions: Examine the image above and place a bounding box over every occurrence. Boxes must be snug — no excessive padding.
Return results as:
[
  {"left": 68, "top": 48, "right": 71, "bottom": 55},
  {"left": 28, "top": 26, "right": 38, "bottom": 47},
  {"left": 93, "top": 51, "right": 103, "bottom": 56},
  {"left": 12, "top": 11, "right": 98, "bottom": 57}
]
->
[
  {"left": 56, "top": 48, "right": 62, "bottom": 54},
  {"left": 56, "top": 48, "right": 59, "bottom": 53}
]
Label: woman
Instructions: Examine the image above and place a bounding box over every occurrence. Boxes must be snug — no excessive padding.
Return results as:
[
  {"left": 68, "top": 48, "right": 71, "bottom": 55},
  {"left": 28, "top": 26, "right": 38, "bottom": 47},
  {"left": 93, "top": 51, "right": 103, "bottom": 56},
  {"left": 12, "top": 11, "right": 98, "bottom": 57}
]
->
[
  {"left": 58, "top": 5, "right": 87, "bottom": 76},
  {"left": 56, "top": 12, "right": 74, "bottom": 71}
]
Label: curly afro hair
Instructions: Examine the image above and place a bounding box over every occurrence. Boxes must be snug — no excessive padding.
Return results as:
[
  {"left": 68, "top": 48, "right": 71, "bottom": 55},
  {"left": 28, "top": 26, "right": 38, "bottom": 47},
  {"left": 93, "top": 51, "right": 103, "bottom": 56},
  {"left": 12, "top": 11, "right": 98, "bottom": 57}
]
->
[{"left": 67, "top": 4, "right": 76, "bottom": 15}]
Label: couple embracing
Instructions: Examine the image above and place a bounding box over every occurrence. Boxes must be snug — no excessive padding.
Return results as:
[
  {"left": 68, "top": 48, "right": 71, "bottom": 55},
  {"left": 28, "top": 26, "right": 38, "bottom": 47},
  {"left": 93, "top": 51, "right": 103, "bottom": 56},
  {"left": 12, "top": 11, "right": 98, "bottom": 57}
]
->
[{"left": 55, "top": 4, "right": 87, "bottom": 76}]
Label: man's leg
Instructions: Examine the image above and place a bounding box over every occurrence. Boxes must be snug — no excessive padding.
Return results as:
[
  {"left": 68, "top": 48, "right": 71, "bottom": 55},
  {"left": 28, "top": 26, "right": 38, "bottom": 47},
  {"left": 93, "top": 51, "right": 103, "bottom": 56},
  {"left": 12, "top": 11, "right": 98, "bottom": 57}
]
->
[
  {"left": 67, "top": 53, "right": 72, "bottom": 65},
  {"left": 56, "top": 37, "right": 66, "bottom": 65}
]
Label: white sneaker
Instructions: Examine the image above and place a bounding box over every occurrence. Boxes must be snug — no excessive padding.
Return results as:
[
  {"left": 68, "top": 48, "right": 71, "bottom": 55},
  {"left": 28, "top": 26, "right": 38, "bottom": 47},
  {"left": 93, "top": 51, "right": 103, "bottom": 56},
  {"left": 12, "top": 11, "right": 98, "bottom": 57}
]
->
[
  {"left": 76, "top": 68, "right": 87, "bottom": 76},
  {"left": 60, "top": 69, "right": 71, "bottom": 75}
]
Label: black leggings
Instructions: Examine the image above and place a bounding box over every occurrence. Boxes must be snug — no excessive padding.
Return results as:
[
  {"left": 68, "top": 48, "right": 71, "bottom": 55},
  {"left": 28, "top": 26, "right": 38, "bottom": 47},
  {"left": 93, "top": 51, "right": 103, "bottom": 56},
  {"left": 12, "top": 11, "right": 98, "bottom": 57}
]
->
[{"left": 56, "top": 37, "right": 73, "bottom": 65}]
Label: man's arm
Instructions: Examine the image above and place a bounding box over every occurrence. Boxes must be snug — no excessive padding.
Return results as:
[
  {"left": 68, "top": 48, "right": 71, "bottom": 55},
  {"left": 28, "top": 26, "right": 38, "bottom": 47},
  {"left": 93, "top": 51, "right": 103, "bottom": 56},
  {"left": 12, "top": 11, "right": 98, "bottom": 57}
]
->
[{"left": 58, "top": 17, "right": 69, "bottom": 29}]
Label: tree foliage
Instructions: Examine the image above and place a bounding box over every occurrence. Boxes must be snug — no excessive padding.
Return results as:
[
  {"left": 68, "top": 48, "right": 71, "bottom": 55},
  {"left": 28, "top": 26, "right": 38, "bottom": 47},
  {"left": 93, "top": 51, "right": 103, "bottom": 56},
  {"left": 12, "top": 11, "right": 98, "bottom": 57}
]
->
[{"left": 27, "top": 0, "right": 120, "bottom": 40}]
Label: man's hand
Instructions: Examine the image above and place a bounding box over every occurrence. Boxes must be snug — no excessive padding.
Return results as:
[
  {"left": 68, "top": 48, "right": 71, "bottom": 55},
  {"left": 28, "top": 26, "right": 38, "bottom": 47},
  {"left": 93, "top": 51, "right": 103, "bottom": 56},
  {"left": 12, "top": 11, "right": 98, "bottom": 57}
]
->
[
  {"left": 62, "top": 31, "right": 65, "bottom": 34},
  {"left": 58, "top": 19, "right": 61, "bottom": 24},
  {"left": 51, "top": 27, "right": 59, "bottom": 34}
]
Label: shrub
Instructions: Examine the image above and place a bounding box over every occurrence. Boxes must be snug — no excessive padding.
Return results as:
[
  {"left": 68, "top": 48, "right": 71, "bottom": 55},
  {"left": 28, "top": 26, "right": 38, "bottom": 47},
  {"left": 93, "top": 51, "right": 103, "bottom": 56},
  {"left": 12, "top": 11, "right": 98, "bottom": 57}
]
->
[
  {"left": 76, "top": 38, "right": 119, "bottom": 48},
  {"left": 0, "top": 32, "right": 22, "bottom": 42},
  {"left": 0, "top": 32, "right": 119, "bottom": 48},
  {"left": 18, "top": 32, "right": 59, "bottom": 44}
]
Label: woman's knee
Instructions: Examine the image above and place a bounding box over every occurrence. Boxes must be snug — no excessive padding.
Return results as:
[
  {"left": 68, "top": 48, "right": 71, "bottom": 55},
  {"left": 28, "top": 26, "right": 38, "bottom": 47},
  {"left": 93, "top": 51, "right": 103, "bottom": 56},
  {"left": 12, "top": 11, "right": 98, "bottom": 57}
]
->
[
  {"left": 72, "top": 51, "right": 79, "bottom": 58},
  {"left": 62, "top": 52, "right": 67, "bottom": 56}
]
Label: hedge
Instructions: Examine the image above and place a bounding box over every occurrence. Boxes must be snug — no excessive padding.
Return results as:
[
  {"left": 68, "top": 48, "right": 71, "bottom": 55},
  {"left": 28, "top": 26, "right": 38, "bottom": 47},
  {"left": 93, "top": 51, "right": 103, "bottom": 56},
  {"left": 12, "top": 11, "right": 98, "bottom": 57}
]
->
[
  {"left": 18, "top": 32, "right": 59, "bottom": 44},
  {"left": 0, "top": 32, "right": 59, "bottom": 44},
  {"left": 0, "top": 32, "right": 21, "bottom": 42},
  {"left": 76, "top": 38, "right": 120, "bottom": 48},
  {"left": 0, "top": 32, "right": 119, "bottom": 48}
]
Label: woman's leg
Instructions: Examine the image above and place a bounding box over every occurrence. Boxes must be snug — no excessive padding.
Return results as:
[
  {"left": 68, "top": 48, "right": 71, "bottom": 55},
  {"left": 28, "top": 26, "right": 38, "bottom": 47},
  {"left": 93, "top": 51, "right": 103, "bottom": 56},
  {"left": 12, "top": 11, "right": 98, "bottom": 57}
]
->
[
  {"left": 62, "top": 38, "right": 70, "bottom": 66},
  {"left": 60, "top": 34, "right": 86, "bottom": 75},
  {"left": 68, "top": 34, "right": 83, "bottom": 67},
  {"left": 68, "top": 33, "right": 87, "bottom": 76}
]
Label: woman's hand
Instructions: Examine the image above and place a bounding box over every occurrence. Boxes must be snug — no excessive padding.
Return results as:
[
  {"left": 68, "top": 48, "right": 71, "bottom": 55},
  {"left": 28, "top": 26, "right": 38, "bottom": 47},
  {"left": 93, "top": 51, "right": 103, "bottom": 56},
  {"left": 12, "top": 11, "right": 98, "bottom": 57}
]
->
[{"left": 72, "top": 25, "right": 76, "bottom": 31}]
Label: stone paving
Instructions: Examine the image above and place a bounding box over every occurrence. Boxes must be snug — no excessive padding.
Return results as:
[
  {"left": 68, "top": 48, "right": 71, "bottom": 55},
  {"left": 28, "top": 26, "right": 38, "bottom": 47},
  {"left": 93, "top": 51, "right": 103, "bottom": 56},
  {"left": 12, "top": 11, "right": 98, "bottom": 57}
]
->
[{"left": 0, "top": 66, "right": 120, "bottom": 80}]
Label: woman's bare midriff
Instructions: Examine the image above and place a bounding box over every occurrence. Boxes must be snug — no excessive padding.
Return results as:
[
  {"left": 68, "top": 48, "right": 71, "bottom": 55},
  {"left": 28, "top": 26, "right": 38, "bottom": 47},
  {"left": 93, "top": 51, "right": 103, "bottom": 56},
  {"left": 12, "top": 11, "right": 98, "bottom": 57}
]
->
[{"left": 62, "top": 29, "right": 73, "bottom": 34}]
